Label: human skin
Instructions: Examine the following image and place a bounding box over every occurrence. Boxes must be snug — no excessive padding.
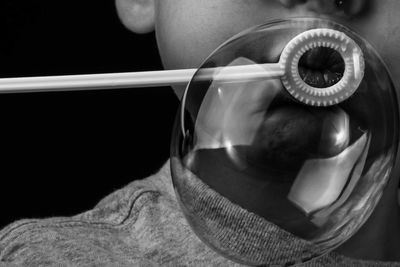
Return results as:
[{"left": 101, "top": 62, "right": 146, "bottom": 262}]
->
[{"left": 115, "top": 0, "right": 400, "bottom": 262}]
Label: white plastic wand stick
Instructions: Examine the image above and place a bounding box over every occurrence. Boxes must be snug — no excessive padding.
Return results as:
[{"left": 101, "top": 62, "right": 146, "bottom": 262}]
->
[{"left": 0, "top": 64, "right": 284, "bottom": 94}]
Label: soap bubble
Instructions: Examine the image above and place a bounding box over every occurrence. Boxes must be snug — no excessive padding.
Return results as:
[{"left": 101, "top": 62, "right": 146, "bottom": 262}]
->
[{"left": 170, "top": 18, "right": 399, "bottom": 266}]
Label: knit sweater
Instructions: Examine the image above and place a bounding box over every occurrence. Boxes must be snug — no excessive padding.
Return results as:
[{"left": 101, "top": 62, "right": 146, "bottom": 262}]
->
[{"left": 0, "top": 160, "right": 399, "bottom": 266}]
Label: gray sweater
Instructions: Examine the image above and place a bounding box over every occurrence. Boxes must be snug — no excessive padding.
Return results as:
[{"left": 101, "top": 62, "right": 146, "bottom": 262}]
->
[{"left": 0, "top": 160, "right": 399, "bottom": 266}]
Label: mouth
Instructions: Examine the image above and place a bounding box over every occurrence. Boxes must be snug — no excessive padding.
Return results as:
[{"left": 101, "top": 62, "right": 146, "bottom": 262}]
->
[{"left": 298, "top": 47, "right": 345, "bottom": 88}]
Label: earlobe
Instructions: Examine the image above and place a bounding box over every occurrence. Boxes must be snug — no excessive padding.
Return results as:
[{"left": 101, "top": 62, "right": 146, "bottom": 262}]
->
[{"left": 115, "top": 0, "right": 155, "bottom": 34}]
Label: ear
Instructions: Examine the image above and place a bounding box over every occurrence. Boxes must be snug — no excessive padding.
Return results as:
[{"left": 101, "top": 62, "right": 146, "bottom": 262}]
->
[{"left": 115, "top": 0, "right": 155, "bottom": 34}]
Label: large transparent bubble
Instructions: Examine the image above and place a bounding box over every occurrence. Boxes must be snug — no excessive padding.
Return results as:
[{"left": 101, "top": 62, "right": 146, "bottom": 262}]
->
[{"left": 170, "top": 18, "right": 399, "bottom": 266}]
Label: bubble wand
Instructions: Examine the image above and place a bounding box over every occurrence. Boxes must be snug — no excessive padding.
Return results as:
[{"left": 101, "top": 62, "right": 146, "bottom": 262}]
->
[{"left": 0, "top": 29, "right": 364, "bottom": 106}]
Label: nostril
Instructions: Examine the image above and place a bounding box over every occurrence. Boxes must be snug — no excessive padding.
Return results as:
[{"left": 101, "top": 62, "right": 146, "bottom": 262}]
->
[
  {"left": 335, "top": 0, "right": 367, "bottom": 16},
  {"left": 304, "top": 0, "right": 339, "bottom": 14},
  {"left": 278, "top": 0, "right": 308, "bottom": 8},
  {"left": 302, "top": 0, "right": 367, "bottom": 16}
]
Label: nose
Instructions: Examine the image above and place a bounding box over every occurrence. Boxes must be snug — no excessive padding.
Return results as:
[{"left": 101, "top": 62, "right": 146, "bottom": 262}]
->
[
  {"left": 278, "top": 0, "right": 366, "bottom": 16},
  {"left": 305, "top": 0, "right": 341, "bottom": 13},
  {"left": 278, "top": 0, "right": 307, "bottom": 8},
  {"left": 279, "top": 0, "right": 338, "bottom": 13}
]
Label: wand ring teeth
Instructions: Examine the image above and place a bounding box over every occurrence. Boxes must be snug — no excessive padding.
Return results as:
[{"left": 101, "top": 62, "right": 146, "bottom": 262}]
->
[{"left": 280, "top": 28, "right": 365, "bottom": 107}]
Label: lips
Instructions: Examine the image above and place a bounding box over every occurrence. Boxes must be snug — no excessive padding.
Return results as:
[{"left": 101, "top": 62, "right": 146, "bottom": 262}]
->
[{"left": 298, "top": 47, "right": 345, "bottom": 88}]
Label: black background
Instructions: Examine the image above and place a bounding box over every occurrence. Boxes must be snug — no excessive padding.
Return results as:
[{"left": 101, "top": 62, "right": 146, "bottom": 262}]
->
[{"left": 0, "top": 1, "right": 179, "bottom": 228}]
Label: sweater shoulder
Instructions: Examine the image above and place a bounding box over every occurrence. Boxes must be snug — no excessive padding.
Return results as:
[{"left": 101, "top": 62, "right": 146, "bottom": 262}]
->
[{"left": 0, "top": 162, "right": 179, "bottom": 266}]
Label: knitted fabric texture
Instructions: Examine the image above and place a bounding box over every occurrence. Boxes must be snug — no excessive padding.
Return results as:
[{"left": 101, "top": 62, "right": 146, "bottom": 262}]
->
[{"left": 0, "top": 160, "right": 399, "bottom": 266}]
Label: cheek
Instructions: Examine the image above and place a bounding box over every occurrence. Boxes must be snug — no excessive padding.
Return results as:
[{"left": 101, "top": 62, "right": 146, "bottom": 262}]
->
[
  {"left": 155, "top": 23, "right": 223, "bottom": 71},
  {"left": 154, "top": 1, "right": 284, "bottom": 97},
  {"left": 377, "top": 29, "right": 400, "bottom": 92},
  {"left": 154, "top": 1, "right": 255, "bottom": 98},
  {"left": 353, "top": 5, "right": 400, "bottom": 91},
  {"left": 154, "top": 0, "right": 281, "bottom": 71},
  {"left": 155, "top": 10, "right": 235, "bottom": 70},
  {"left": 154, "top": 2, "right": 234, "bottom": 98}
]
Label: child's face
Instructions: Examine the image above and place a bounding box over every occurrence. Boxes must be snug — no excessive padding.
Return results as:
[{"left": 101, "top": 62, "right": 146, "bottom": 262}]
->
[
  {"left": 116, "top": 1, "right": 400, "bottom": 259},
  {"left": 153, "top": 0, "right": 400, "bottom": 98}
]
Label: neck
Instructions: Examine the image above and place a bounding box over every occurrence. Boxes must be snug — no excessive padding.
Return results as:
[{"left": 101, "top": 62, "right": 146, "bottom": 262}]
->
[{"left": 334, "top": 174, "right": 400, "bottom": 262}]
